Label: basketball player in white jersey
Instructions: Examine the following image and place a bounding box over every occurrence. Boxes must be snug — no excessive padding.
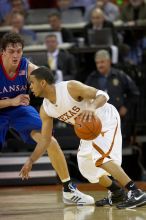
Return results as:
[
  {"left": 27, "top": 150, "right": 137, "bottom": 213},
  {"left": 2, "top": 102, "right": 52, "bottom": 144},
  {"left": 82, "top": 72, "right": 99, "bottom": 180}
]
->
[{"left": 24, "top": 66, "right": 146, "bottom": 209}]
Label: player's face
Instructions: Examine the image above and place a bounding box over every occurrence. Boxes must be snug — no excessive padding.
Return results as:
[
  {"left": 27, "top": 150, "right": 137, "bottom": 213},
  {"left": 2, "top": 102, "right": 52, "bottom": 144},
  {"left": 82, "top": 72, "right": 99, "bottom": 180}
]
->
[
  {"left": 95, "top": 58, "right": 111, "bottom": 75},
  {"left": 3, "top": 43, "right": 23, "bottom": 67},
  {"left": 29, "top": 75, "right": 43, "bottom": 97}
]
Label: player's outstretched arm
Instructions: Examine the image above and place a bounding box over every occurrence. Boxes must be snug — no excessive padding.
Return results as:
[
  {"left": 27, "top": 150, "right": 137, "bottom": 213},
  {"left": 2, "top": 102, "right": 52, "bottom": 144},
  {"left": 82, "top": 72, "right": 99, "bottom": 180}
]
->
[
  {"left": 19, "top": 105, "right": 53, "bottom": 180},
  {"left": 28, "top": 105, "right": 53, "bottom": 163}
]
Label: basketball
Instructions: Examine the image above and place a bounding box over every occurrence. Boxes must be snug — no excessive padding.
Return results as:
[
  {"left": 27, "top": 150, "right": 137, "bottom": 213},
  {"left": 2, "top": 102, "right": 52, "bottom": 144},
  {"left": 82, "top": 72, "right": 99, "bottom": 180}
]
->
[{"left": 74, "top": 115, "right": 102, "bottom": 140}]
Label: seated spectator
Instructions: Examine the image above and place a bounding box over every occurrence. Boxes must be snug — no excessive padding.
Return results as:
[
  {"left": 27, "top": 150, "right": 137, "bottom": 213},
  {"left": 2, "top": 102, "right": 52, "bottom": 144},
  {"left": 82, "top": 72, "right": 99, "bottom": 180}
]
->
[
  {"left": 84, "top": 8, "right": 119, "bottom": 45},
  {"left": 84, "top": 8, "right": 119, "bottom": 63},
  {"left": 56, "top": 0, "right": 71, "bottom": 11},
  {"left": 117, "top": 0, "right": 146, "bottom": 65},
  {"left": 85, "top": 49, "right": 140, "bottom": 143},
  {"left": 56, "top": 0, "right": 85, "bottom": 23},
  {"left": 56, "top": 0, "right": 86, "bottom": 13},
  {"left": 1, "top": 0, "right": 28, "bottom": 25},
  {"left": 44, "top": 34, "right": 77, "bottom": 80},
  {"left": 84, "top": 0, "right": 120, "bottom": 22},
  {"left": 48, "top": 11, "right": 74, "bottom": 43},
  {"left": 0, "top": 0, "right": 11, "bottom": 25},
  {"left": 10, "top": 13, "right": 37, "bottom": 46},
  {"left": 119, "top": 0, "right": 146, "bottom": 26},
  {"left": 70, "top": 0, "right": 96, "bottom": 10}
]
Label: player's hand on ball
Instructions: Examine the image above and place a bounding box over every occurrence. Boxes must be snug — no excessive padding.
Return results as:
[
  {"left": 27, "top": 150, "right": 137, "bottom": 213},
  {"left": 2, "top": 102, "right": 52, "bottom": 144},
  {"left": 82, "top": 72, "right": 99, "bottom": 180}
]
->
[
  {"left": 19, "top": 159, "right": 32, "bottom": 180},
  {"left": 79, "top": 110, "right": 96, "bottom": 122},
  {"left": 74, "top": 114, "right": 102, "bottom": 140}
]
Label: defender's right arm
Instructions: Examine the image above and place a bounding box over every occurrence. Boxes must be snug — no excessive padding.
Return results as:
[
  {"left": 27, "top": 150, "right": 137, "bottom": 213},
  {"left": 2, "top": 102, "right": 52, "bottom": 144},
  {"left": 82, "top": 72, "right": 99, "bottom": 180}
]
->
[{"left": 0, "top": 94, "right": 30, "bottom": 109}]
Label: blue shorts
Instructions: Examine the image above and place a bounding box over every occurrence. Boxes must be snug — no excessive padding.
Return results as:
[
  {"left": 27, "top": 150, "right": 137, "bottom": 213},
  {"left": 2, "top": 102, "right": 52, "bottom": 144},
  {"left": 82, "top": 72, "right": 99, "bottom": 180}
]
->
[{"left": 0, "top": 106, "right": 42, "bottom": 147}]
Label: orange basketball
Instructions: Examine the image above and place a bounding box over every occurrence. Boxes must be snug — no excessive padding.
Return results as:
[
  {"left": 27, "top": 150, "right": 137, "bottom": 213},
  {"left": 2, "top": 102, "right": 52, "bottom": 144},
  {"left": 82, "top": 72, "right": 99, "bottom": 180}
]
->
[{"left": 74, "top": 115, "right": 102, "bottom": 140}]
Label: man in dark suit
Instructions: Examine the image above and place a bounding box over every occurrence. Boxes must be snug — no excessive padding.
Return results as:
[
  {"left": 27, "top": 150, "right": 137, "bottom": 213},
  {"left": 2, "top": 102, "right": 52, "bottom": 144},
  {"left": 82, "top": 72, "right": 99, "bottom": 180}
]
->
[
  {"left": 48, "top": 11, "right": 74, "bottom": 43},
  {"left": 44, "top": 34, "right": 77, "bottom": 80}
]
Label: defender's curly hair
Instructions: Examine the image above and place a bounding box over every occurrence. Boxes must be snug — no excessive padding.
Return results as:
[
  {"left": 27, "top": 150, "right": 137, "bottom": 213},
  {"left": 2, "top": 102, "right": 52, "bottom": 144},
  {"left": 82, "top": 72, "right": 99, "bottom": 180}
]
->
[{"left": 1, "top": 32, "right": 24, "bottom": 50}]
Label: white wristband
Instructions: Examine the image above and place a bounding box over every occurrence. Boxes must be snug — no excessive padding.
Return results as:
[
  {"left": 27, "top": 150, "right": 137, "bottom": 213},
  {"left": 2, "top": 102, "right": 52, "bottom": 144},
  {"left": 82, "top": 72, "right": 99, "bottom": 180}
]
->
[{"left": 96, "top": 90, "right": 109, "bottom": 102}]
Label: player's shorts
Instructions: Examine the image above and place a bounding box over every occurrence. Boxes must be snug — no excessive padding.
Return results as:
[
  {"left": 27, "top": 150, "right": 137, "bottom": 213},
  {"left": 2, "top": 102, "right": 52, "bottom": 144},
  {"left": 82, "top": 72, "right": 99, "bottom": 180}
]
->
[
  {"left": 0, "top": 106, "right": 42, "bottom": 147},
  {"left": 77, "top": 104, "right": 122, "bottom": 183}
]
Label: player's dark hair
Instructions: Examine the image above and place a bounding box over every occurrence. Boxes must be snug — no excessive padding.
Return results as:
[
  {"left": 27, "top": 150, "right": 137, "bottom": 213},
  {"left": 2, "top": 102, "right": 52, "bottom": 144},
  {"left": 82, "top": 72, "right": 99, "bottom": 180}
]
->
[
  {"left": 1, "top": 32, "right": 24, "bottom": 50},
  {"left": 31, "top": 66, "right": 55, "bottom": 85}
]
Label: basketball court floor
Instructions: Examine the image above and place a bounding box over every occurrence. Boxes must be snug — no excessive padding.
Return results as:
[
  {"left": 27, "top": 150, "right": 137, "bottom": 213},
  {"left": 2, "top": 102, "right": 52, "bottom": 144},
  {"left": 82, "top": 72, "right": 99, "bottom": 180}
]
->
[{"left": 0, "top": 184, "right": 146, "bottom": 220}]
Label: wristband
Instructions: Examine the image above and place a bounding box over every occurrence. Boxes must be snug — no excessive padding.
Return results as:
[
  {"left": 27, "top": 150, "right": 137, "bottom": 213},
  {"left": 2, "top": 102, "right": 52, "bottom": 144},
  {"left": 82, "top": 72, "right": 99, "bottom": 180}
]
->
[{"left": 96, "top": 90, "right": 109, "bottom": 102}]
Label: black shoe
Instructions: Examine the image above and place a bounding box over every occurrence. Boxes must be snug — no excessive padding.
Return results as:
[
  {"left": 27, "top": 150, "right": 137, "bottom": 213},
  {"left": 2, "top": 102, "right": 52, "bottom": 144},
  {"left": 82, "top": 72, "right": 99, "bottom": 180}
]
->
[
  {"left": 117, "top": 189, "right": 146, "bottom": 209},
  {"left": 95, "top": 188, "right": 126, "bottom": 207}
]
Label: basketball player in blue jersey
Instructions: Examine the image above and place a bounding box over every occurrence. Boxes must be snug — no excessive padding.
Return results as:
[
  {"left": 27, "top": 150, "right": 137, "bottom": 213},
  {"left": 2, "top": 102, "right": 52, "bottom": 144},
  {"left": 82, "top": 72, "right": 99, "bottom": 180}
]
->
[
  {"left": 0, "top": 32, "right": 94, "bottom": 205},
  {"left": 28, "top": 66, "right": 146, "bottom": 209}
]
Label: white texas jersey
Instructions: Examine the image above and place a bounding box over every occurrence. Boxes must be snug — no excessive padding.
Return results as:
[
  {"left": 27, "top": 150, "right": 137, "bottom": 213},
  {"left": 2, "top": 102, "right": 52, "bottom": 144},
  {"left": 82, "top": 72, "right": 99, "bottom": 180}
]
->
[{"left": 43, "top": 81, "right": 119, "bottom": 127}]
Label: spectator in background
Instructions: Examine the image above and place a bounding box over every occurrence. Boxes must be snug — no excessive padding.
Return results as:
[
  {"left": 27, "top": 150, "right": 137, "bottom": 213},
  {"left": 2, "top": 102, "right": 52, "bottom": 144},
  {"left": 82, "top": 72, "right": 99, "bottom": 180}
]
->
[
  {"left": 0, "top": 0, "right": 11, "bottom": 25},
  {"left": 119, "top": 0, "right": 146, "bottom": 26},
  {"left": 85, "top": 50, "right": 140, "bottom": 143},
  {"left": 117, "top": 0, "right": 146, "bottom": 65},
  {"left": 1, "top": 0, "right": 29, "bottom": 25},
  {"left": 84, "top": 8, "right": 119, "bottom": 46},
  {"left": 56, "top": 0, "right": 96, "bottom": 13},
  {"left": 85, "top": 0, "right": 120, "bottom": 22},
  {"left": 56, "top": 0, "right": 72, "bottom": 11},
  {"left": 84, "top": 7, "right": 119, "bottom": 64},
  {"left": 56, "top": 0, "right": 85, "bottom": 23},
  {"left": 70, "top": 0, "right": 96, "bottom": 10},
  {"left": 10, "top": 13, "right": 37, "bottom": 46},
  {"left": 44, "top": 34, "right": 77, "bottom": 81},
  {"left": 48, "top": 12, "right": 74, "bottom": 43}
]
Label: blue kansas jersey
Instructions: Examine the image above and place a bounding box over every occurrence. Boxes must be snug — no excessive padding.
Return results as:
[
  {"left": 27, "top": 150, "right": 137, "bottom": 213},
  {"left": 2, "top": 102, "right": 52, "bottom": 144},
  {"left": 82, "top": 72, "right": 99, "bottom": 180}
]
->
[
  {"left": 0, "top": 56, "right": 28, "bottom": 100},
  {"left": 0, "top": 56, "right": 42, "bottom": 147}
]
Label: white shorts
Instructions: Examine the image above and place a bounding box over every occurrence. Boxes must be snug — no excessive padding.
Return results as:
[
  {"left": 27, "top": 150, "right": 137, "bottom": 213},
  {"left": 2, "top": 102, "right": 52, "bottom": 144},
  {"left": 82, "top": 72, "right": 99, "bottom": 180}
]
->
[{"left": 77, "top": 104, "right": 122, "bottom": 183}]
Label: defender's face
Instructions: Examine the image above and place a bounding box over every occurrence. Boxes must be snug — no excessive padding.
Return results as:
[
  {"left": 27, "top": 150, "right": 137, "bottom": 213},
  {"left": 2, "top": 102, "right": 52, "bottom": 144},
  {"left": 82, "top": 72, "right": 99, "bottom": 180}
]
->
[
  {"left": 29, "top": 75, "right": 43, "bottom": 97},
  {"left": 3, "top": 43, "right": 23, "bottom": 67}
]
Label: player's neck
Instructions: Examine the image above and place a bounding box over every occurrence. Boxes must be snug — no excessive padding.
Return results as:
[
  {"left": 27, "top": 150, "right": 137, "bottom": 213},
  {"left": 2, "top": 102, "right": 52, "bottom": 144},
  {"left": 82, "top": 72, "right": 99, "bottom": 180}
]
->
[
  {"left": 45, "top": 84, "right": 56, "bottom": 104},
  {"left": 5, "top": 65, "right": 16, "bottom": 74}
]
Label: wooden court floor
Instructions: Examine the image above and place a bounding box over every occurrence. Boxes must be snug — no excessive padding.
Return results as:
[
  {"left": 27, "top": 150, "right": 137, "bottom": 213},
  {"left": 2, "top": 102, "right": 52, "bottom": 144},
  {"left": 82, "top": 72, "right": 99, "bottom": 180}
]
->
[{"left": 0, "top": 184, "right": 146, "bottom": 220}]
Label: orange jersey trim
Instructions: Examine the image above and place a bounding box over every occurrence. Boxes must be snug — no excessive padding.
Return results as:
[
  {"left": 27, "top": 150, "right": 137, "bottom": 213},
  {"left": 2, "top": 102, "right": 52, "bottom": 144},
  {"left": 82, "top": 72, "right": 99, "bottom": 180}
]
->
[{"left": 92, "top": 118, "right": 118, "bottom": 167}]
